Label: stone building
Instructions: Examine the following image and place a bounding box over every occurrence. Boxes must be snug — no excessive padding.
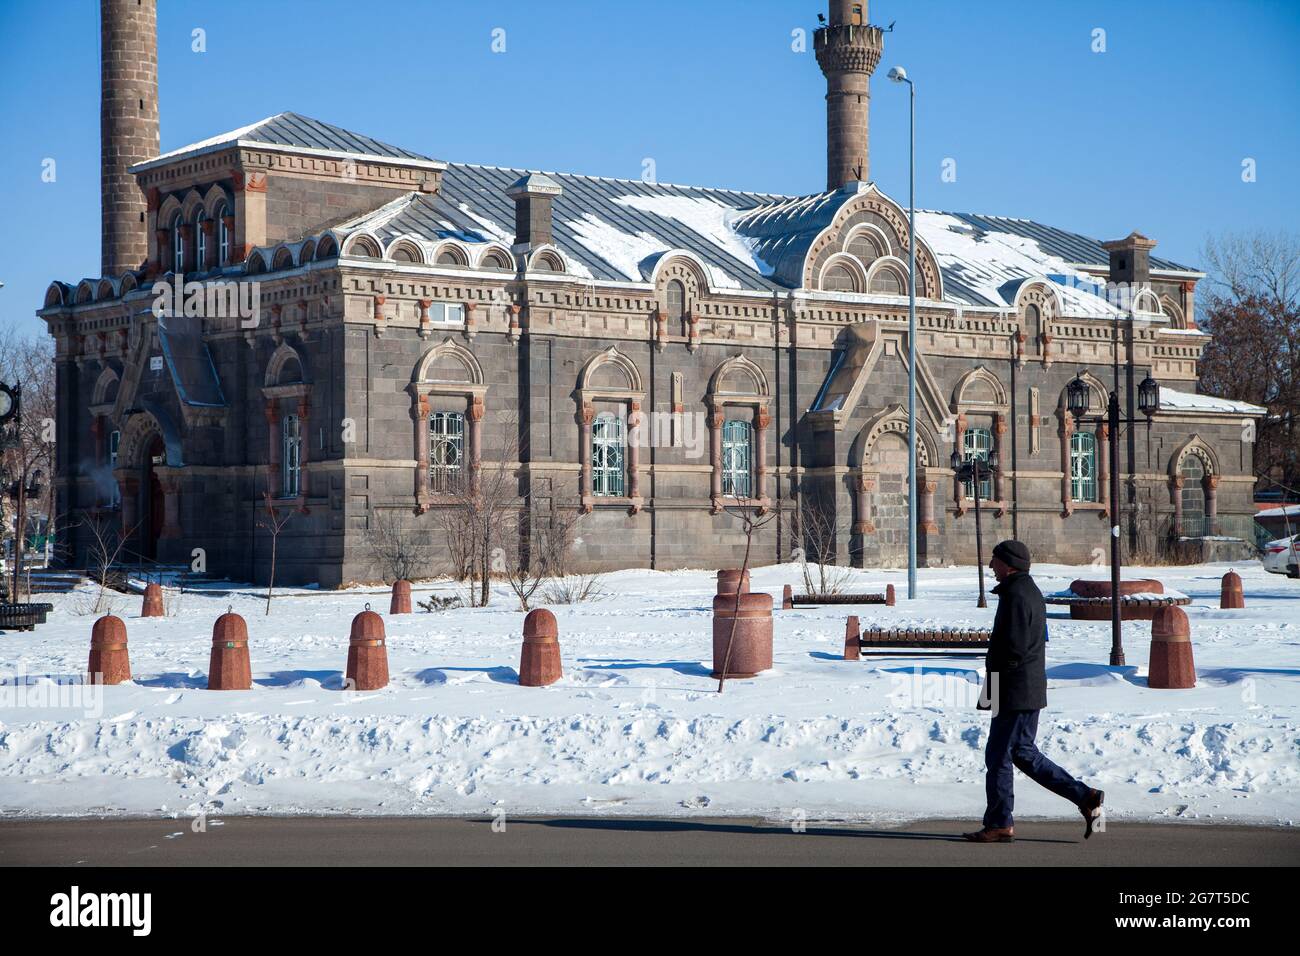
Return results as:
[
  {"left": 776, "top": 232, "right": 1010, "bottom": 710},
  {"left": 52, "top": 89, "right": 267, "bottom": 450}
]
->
[{"left": 40, "top": 0, "right": 1263, "bottom": 586}]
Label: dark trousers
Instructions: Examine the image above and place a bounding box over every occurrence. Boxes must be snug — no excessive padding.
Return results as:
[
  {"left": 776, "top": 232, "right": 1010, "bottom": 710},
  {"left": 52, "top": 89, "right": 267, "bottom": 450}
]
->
[{"left": 984, "top": 709, "right": 1090, "bottom": 829}]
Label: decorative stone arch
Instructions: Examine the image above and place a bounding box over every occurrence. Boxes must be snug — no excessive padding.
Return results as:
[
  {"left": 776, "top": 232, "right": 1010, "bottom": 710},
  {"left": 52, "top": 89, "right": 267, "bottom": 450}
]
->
[
  {"left": 113, "top": 409, "right": 184, "bottom": 553},
  {"left": 527, "top": 244, "right": 568, "bottom": 274},
  {"left": 179, "top": 188, "right": 205, "bottom": 222},
  {"left": 705, "top": 354, "right": 772, "bottom": 513},
  {"left": 119, "top": 273, "right": 138, "bottom": 295},
  {"left": 576, "top": 346, "right": 646, "bottom": 514},
  {"left": 1159, "top": 296, "right": 1186, "bottom": 328},
  {"left": 96, "top": 278, "right": 117, "bottom": 302},
  {"left": 74, "top": 280, "right": 95, "bottom": 305},
  {"left": 800, "top": 186, "right": 944, "bottom": 299},
  {"left": 1014, "top": 279, "right": 1062, "bottom": 365},
  {"left": 650, "top": 251, "right": 709, "bottom": 348},
  {"left": 44, "top": 282, "right": 69, "bottom": 308},
  {"left": 202, "top": 183, "right": 233, "bottom": 218},
  {"left": 950, "top": 366, "right": 1010, "bottom": 509},
  {"left": 92, "top": 365, "right": 122, "bottom": 407},
  {"left": 382, "top": 238, "right": 428, "bottom": 267},
  {"left": 245, "top": 250, "right": 268, "bottom": 275},
  {"left": 842, "top": 222, "right": 891, "bottom": 266},
  {"left": 157, "top": 194, "right": 184, "bottom": 229},
  {"left": 264, "top": 342, "right": 309, "bottom": 388},
  {"left": 1168, "top": 435, "right": 1220, "bottom": 537},
  {"left": 87, "top": 363, "right": 124, "bottom": 508},
  {"left": 1055, "top": 371, "right": 1110, "bottom": 516},
  {"left": 864, "top": 255, "right": 909, "bottom": 295},
  {"left": 298, "top": 238, "right": 317, "bottom": 266},
  {"left": 270, "top": 245, "right": 296, "bottom": 272},
  {"left": 1133, "top": 289, "right": 1163, "bottom": 316},
  {"left": 432, "top": 239, "right": 473, "bottom": 267},
  {"left": 851, "top": 404, "right": 940, "bottom": 539},
  {"left": 475, "top": 243, "right": 515, "bottom": 271},
  {"left": 818, "top": 252, "right": 869, "bottom": 293},
  {"left": 342, "top": 232, "right": 383, "bottom": 259},
  {"left": 407, "top": 338, "right": 488, "bottom": 508},
  {"left": 315, "top": 234, "right": 340, "bottom": 260}
]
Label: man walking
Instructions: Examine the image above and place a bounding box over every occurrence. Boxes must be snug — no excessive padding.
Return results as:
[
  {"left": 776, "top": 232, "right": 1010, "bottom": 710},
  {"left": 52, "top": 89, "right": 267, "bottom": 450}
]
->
[{"left": 964, "top": 540, "right": 1105, "bottom": 843}]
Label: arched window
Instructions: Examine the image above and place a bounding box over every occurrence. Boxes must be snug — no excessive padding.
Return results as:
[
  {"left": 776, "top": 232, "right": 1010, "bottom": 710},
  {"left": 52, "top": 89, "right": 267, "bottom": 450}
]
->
[
  {"left": 1180, "top": 456, "right": 1205, "bottom": 537},
  {"left": 869, "top": 267, "right": 904, "bottom": 295},
  {"left": 847, "top": 232, "right": 880, "bottom": 263},
  {"left": 392, "top": 244, "right": 419, "bottom": 263},
  {"left": 666, "top": 280, "right": 685, "bottom": 322},
  {"left": 1070, "top": 431, "right": 1097, "bottom": 502},
  {"left": 281, "top": 414, "right": 302, "bottom": 498},
  {"left": 429, "top": 411, "right": 465, "bottom": 493},
  {"left": 533, "top": 252, "right": 561, "bottom": 272},
  {"left": 171, "top": 213, "right": 185, "bottom": 273},
  {"left": 436, "top": 249, "right": 463, "bottom": 266},
  {"left": 962, "top": 426, "right": 993, "bottom": 499},
  {"left": 722, "top": 419, "right": 753, "bottom": 498},
  {"left": 823, "top": 263, "right": 856, "bottom": 292},
  {"left": 591, "top": 412, "right": 625, "bottom": 497},
  {"left": 215, "top": 204, "right": 230, "bottom": 265},
  {"left": 195, "top": 209, "right": 208, "bottom": 271},
  {"left": 480, "top": 250, "right": 511, "bottom": 271}
]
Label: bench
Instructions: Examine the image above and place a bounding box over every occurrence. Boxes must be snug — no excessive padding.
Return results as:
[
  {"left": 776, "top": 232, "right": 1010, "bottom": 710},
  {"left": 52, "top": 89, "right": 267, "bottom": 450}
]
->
[
  {"left": 844, "top": 618, "right": 990, "bottom": 658},
  {"left": 784, "top": 583, "right": 895, "bottom": 609},
  {"left": 0, "top": 602, "right": 54, "bottom": 632}
]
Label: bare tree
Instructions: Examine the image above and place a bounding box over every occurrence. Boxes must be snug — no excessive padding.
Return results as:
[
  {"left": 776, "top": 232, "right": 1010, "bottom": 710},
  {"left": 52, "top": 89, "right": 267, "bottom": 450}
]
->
[
  {"left": 76, "top": 512, "right": 139, "bottom": 615},
  {"left": 717, "top": 499, "right": 777, "bottom": 693},
  {"left": 0, "top": 329, "right": 57, "bottom": 585},
  {"left": 502, "top": 502, "right": 589, "bottom": 611},
  {"left": 1199, "top": 230, "right": 1300, "bottom": 496},
  {"left": 258, "top": 492, "right": 295, "bottom": 614},
  {"left": 797, "top": 497, "right": 853, "bottom": 596},
  {"left": 365, "top": 505, "right": 431, "bottom": 584}
]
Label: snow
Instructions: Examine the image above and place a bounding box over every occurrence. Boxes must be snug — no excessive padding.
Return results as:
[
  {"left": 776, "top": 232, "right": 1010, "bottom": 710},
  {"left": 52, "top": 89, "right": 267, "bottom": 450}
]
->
[
  {"left": 1257, "top": 505, "right": 1300, "bottom": 519},
  {"left": 914, "top": 211, "right": 1120, "bottom": 317},
  {"left": 2, "top": 561, "right": 1297, "bottom": 826},
  {"left": 612, "top": 194, "right": 775, "bottom": 278},
  {"left": 1159, "top": 386, "right": 1266, "bottom": 416},
  {"left": 565, "top": 213, "right": 670, "bottom": 282},
  {"left": 145, "top": 115, "right": 282, "bottom": 164}
]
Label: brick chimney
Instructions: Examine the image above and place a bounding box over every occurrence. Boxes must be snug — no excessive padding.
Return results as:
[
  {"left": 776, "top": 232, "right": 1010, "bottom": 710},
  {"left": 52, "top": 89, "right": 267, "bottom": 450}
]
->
[
  {"left": 1101, "top": 231, "right": 1157, "bottom": 286},
  {"left": 506, "top": 173, "right": 563, "bottom": 248},
  {"left": 814, "top": 1, "right": 884, "bottom": 191},
  {"left": 100, "top": 0, "right": 159, "bottom": 277}
]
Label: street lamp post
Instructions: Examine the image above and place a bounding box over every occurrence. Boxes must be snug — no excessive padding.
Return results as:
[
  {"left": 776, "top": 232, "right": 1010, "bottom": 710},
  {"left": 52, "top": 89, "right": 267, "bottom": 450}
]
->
[
  {"left": 950, "top": 452, "right": 995, "bottom": 608},
  {"left": 888, "top": 64, "right": 918, "bottom": 601},
  {"left": 1067, "top": 372, "right": 1161, "bottom": 665}
]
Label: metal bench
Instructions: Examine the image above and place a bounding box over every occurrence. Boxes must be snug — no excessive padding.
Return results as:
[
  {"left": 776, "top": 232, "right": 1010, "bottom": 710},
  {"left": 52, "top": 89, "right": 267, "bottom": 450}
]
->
[
  {"left": 844, "top": 618, "right": 990, "bottom": 658},
  {"left": 1044, "top": 593, "right": 1191, "bottom": 621},
  {"left": 784, "top": 584, "right": 895, "bottom": 609},
  {"left": 0, "top": 602, "right": 54, "bottom": 631}
]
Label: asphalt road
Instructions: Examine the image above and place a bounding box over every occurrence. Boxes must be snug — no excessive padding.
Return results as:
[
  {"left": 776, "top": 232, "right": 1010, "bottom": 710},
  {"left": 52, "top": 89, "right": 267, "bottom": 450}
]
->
[{"left": 3, "top": 816, "right": 1297, "bottom": 866}]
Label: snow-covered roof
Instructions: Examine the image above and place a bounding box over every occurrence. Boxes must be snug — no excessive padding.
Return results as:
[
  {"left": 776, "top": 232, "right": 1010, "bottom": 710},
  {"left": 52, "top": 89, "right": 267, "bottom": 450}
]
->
[
  {"left": 131, "top": 112, "right": 444, "bottom": 173},
  {"left": 125, "top": 111, "right": 1201, "bottom": 309},
  {"left": 1159, "top": 386, "right": 1265, "bottom": 416}
]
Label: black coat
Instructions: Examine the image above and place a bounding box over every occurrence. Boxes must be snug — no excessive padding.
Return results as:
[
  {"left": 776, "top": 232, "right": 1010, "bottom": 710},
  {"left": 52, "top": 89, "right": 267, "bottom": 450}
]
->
[{"left": 985, "top": 571, "right": 1048, "bottom": 711}]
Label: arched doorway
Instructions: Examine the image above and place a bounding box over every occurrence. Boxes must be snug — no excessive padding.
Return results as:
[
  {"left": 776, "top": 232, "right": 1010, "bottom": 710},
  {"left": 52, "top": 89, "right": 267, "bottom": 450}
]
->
[
  {"left": 867, "top": 431, "right": 910, "bottom": 566},
  {"left": 144, "top": 435, "right": 165, "bottom": 559}
]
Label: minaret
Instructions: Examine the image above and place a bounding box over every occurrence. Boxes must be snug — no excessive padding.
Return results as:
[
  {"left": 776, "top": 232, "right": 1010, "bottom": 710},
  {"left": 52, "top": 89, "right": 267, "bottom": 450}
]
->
[
  {"left": 814, "top": 1, "right": 884, "bottom": 191},
  {"left": 100, "top": 0, "right": 159, "bottom": 276}
]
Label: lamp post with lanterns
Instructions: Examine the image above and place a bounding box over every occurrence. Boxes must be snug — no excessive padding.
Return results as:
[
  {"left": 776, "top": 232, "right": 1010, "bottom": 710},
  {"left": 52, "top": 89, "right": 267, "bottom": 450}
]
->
[
  {"left": 1066, "top": 371, "right": 1161, "bottom": 666},
  {"left": 949, "top": 451, "right": 996, "bottom": 608}
]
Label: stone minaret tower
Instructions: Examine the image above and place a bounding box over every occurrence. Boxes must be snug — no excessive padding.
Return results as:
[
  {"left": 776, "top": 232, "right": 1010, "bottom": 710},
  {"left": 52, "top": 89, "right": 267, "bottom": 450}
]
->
[
  {"left": 100, "top": 0, "right": 159, "bottom": 276},
  {"left": 814, "top": 1, "right": 884, "bottom": 191}
]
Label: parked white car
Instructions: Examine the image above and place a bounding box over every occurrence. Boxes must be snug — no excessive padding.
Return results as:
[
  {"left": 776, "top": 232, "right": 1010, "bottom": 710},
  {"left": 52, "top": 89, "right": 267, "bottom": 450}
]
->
[{"left": 1261, "top": 534, "right": 1300, "bottom": 576}]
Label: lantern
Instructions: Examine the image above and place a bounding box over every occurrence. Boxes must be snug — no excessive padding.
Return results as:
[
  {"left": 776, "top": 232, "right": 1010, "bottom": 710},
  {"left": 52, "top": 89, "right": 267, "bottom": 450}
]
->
[
  {"left": 1138, "top": 375, "right": 1160, "bottom": 417},
  {"left": 1066, "top": 374, "right": 1091, "bottom": 419}
]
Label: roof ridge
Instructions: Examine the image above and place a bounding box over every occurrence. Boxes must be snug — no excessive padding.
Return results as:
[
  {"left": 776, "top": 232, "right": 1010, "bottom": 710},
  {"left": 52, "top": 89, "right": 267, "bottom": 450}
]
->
[{"left": 445, "top": 159, "right": 795, "bottom": 202}]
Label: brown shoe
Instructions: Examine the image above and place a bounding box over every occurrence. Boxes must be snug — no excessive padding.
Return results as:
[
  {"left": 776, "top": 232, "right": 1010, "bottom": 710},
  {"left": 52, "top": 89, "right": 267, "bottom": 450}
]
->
[
  {"left": 1080, "top": 789, "right": 1105, "bottom": 839},
  {"left": 962, "top": 826, "right": 1015, "bottom": 843}
]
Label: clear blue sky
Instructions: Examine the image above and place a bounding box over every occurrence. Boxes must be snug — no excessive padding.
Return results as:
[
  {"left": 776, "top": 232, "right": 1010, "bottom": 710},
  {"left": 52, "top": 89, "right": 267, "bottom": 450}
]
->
[{"left": 1, "top": 0, "right": 1297, "bottom": 337}]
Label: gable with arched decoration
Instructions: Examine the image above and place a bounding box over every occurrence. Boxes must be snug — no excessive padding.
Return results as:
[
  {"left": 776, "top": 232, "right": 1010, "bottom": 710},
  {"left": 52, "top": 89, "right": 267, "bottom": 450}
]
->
[
  {"left": 413, "top": 338, "right": 484, "bottom": 387},
  {"left": 708, "top": 354, "right": 769, "bottom": 399},
  {"left": 578, "top": 346, "right": 643, "bottom": 395},
  {"left": 1169, "top": 435, "right": 1218, "bottom": 477},
  {"left": 951, "top": 366, "right": 1009, "bottom": 413}
]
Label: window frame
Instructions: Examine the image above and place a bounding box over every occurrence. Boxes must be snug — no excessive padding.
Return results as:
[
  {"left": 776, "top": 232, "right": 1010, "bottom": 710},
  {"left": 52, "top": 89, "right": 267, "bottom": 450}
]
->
[
  {"left": 961, "top": 426, "right": 994, "bottom": 500},
  {"left": 1069, "top": 430, "right": 1098, "bottom": 503},
  {"left": 171, "top": 213, "right": 185, "bottom": 273},
  {"left": 721, "top": 419, "right": 753, "bottom": 498},
  {"left": 428, "top": 410, "right": 466, "bottom": 494},
  {"left": 216, "top": 204, "right": 230, "bottom": 265},
  {"left": 591, "top": 411, "right": 626, "bottom": 498},
  {"left": 281, "top": 413, "right": 302, "bottom": 499},
  {"left": 195, "top": 209, "right": 208, "bottom": 271}
]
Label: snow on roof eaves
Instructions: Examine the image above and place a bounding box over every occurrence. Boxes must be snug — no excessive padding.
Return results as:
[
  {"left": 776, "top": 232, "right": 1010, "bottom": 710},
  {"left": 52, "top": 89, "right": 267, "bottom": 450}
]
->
[
  {"left": 130, "top": 112, "right": 446, "bottom": 174},
  {"left": 1159, "top": 386, "right": 1265, "bottom": 416}
]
